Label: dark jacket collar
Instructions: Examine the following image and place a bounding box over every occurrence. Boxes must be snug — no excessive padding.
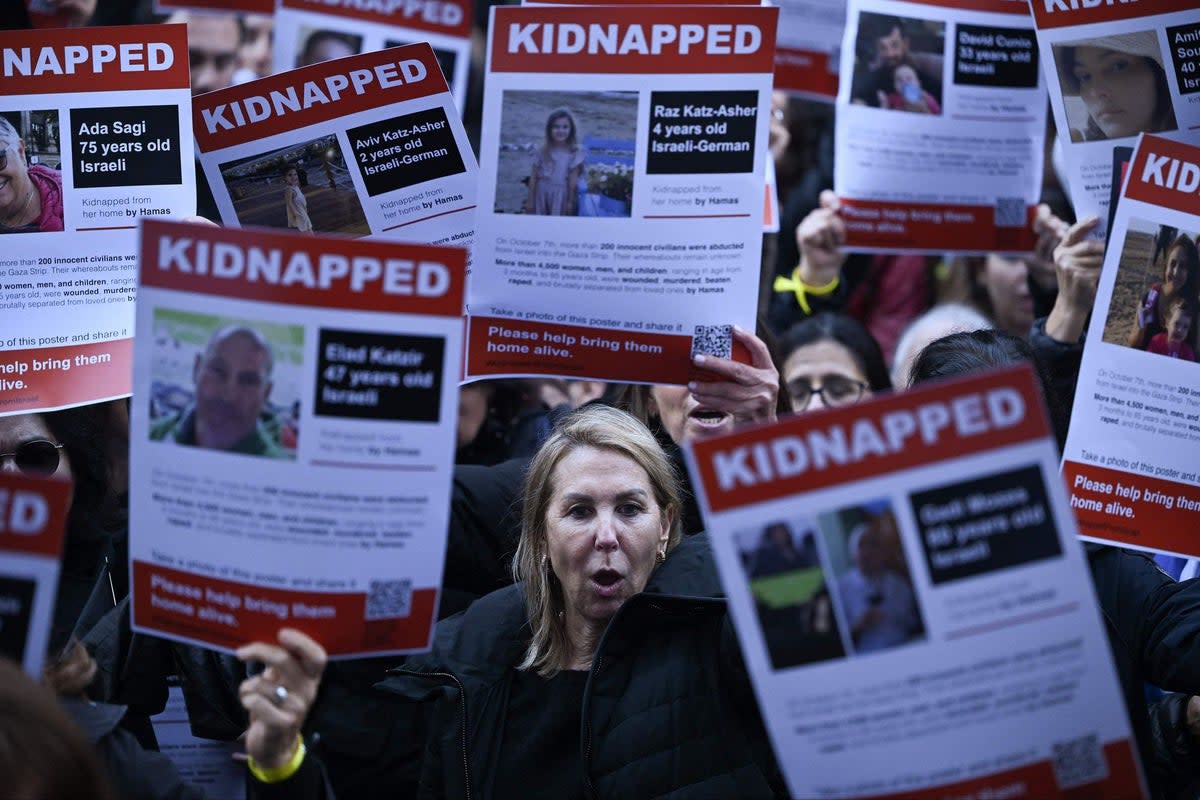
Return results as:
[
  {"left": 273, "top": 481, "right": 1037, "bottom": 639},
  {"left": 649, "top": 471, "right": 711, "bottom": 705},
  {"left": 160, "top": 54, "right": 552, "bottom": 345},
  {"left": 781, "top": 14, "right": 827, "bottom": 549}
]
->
[{"left": 381, "top": 532, "right": 722, "bottom": 698}]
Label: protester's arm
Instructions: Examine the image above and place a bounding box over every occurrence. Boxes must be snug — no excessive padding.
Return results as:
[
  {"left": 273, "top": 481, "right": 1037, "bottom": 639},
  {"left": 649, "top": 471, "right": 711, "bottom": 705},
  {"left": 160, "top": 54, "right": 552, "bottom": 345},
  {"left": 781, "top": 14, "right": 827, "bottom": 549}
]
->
[
  {"left": 689, "top": 326, "right": 780, "bottom": 429},
  {"left": 1146, "top": 692, "right": 1200, "bottom": 800},
  {"left": 236, "top": 629, "right": 330, "bottom": 798},
  {"left": 1043, "top": 214, "right": 1102, "bottom": 345},
  {"left": 770, "top": 191, "right": 851, "bottom": 327}
]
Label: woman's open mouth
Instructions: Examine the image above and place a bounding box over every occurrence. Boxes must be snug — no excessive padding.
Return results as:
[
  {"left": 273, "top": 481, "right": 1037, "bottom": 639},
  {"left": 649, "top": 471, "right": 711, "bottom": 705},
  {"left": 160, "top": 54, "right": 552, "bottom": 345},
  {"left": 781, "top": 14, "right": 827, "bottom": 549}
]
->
[
  {"left": 688, "top": 407, "right": 730, "bottom": 430},
  {"left": 590, "top": 568, "right": 624, "bottom": 597}
]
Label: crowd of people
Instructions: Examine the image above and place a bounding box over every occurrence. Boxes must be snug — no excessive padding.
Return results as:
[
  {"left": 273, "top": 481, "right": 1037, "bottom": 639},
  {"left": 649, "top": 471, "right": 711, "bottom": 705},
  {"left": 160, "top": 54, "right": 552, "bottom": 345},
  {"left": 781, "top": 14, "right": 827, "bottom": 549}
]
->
[{"left": 5, "top": 3, "right": 1200, "bottom": 799}]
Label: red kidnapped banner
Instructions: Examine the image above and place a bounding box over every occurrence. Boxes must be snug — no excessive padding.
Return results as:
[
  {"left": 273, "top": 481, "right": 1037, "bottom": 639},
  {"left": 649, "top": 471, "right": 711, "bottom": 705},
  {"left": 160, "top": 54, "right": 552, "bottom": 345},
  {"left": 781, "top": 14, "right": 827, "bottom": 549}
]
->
[
  {"left": 140, "top": 219, "right": 466, "bottom": 317},
  {"left": 132, "top": 561, "right": 436, "bottom": 655},
  {"left": 692, "top": 366, "right": 1047, "bottom": 512},
  {"left": 0, "top": 24, "right": 190, "bottom": 96},
  {"left": 0, "top": 472, "right": 70, "bottom": 559},
  {"left": 193, "top": 42, "right": 448, "bottom": 152},
  {"left": 490, "top": 5, "right": 778, "bottom": 75},
  {"left": 1029, "top": 0, "right": 1190, "bottom": 29},
  {"left": 281, "top": 0, "right": 473, "bottom": 39},
  {"left": 1124, "top": 134, "right": 1200, "bottom": 218},
  {"left": 839, "top": 199, "right": 1037, "bottom": 252}
]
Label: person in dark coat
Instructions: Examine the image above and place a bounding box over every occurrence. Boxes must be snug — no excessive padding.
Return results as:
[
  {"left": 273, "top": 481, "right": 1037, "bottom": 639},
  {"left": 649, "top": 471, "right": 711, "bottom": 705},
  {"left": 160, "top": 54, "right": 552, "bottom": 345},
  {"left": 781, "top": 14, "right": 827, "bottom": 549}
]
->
[
  {"left": 908, "top": 329, "right": 1200, "bottom": 799},
  {"left": 382, "top": 405, "right": 785, "bottom": 799}
]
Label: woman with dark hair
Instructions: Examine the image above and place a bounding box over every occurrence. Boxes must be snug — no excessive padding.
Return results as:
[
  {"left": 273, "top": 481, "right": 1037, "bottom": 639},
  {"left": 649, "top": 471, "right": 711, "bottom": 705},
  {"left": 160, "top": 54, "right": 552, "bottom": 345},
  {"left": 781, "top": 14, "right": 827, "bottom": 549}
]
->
[
  {"left": 0, "top": 405, "right": 122, "bottom": 651},
  {"left": 1056, "top": 32, "right": 1177, "bottom": 142},
  {"left": 907, "top": 328, "right": 1200, "bottom": 798},
  {"left": 1127, "top": 233, "right": 1200, "bottom": 352},
  {"left": 777, "top": 312, "right": 890, "bottom": 413}
]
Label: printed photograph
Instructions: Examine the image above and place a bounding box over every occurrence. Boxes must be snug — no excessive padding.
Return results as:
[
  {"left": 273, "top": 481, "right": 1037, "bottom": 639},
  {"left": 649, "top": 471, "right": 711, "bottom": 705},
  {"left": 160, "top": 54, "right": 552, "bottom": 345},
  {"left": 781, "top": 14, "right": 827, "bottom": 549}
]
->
[
  {"left": 385, "top": 39, "right": 458, "bottom": 87},
  {"left": 819, "top": 501, "right": 926, "bottom": 656},
  {"left": 0, "top": 110, "right": 62, "bottom": 233},
  {"left": 149, "top": 310, "right": 305, "bottom": 460},
  {"left": 849, "top": 13, "right": 945, "bottom": 115},
  {"left": 218, "top": 134, "right": 370, "bottom": 237},
  {"left": 1053, "top": 31, "right": 1178, "bottom": 143},
  {"left": 294, "top": 27, "right": 363, "bottom": 68},
  {"left": 1101, "top": 217, "right": 1198, "bottom": 362},
  {"left": 736, "top": 520, "right": 847, "bottom": 671},
  {"left": 494, "top": 90, "right": 638, "bottom": 218}
]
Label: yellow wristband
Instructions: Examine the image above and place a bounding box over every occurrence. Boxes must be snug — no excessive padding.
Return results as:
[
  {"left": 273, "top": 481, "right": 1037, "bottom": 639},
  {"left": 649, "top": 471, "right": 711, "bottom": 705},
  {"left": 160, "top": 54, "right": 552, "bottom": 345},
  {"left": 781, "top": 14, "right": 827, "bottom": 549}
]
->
[
  {"left": 247, "top": 736, "right": 306, "bottom": 784},
  {"left": 772, "top": 267, "right": 840, "bottom": 314}
]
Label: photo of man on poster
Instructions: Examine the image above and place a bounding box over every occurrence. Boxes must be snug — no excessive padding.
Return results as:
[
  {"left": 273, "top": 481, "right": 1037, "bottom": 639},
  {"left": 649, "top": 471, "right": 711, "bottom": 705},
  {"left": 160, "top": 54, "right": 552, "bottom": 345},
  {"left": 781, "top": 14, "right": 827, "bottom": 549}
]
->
[
  {"left": 150, "top": 325, "right": 286, "bottom": 458},
  {"left": 850, "top": 13, "right": 945, "bottom": 112}
]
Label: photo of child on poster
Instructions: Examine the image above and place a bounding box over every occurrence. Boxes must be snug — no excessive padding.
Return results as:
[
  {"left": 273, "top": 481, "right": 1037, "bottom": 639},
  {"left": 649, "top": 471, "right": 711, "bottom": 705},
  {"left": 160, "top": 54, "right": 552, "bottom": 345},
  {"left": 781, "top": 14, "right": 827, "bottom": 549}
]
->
[
  {"left": 0, "top": 110, "right": 62, "bottom": 233},
  {"left": 494, "top": 90, "right": 637, "bottom": 218},
  {"left": 1102, "top": 217, "right": 1199, "bottom": 362},
  {"left": 736, "top": 521, "right": 846, "bottom": 671},
  {"left": 820, "top": 502, "right": 925, "bottom": 656},
  {"left": 218, "top": 134, "right": 369, "bottom": 236},
  {"left": 849, "top": 13, "right": 945, "bottom": 114},
  {"left": 1052, "top": 31, "right": 1178, "bottom": 143},
  {"left": 148, "top": 310, "right": 305, "bottom": 460}
]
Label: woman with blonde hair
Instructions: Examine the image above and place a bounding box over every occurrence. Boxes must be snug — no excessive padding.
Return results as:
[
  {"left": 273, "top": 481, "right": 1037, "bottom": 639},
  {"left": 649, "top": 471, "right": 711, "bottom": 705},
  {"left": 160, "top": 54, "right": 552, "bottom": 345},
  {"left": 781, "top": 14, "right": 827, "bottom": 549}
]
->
[{"left": 381, "top": 405, "right": 784, "bottom": 799}]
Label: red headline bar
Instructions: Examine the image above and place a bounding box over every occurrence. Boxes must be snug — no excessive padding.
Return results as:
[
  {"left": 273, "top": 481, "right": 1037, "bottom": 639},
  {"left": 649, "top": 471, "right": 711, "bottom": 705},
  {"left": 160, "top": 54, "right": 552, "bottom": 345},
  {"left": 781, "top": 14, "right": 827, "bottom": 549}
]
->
[
  {"left": 773, "top": 48, "right": 838, "bottom": 99},
  {"left": 1030, "top": 0, "right": 1190, "bottom": 29},
  {"left": 132, "top": 560, "right": 436, "bottom": 655},
  {"left": 0, "top": 472, "right": 71, "bottom": 559},
  {"left": 1062, "top": 460, "right": 1200, "bottom": 554},
  {"left": 0, "top": 24, "right": 190, "bottom": 95},
  {"left": 0, "top": 340, "right": 133, "bottom": 415},
  {"left": 140, "top": 219, "right": 466, "bottom": 316},
  {"left": 490, "top": 5, "right": 778, "bottom": 74},
  {"left": 193, "top": 42, "right": 448, "bottom": 152},
  {"left": 900, "top": 0, "right": 1030, "bottom": 15},
  {"left": 1124, "top": 134, "right": 1200, "bottom": 217},
  {"left": 157, "top": 0, "right": 274, "bottom": 12},
  {"left": 281, "top": 0, "right": 473, "bottom": 40},
  {"left": 691, "top": 365, "right": 1049, "bottom": 512},
  {"left": 839, "top": 199, "right": 1037, "bottom": 253}
]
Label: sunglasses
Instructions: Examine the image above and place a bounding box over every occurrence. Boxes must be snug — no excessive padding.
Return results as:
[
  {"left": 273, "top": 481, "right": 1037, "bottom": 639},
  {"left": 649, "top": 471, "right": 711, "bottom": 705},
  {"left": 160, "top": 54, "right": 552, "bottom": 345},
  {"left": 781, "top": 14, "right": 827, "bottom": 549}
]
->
[{"left": 0, "top": 440, "right": 65, "bottom": 475}]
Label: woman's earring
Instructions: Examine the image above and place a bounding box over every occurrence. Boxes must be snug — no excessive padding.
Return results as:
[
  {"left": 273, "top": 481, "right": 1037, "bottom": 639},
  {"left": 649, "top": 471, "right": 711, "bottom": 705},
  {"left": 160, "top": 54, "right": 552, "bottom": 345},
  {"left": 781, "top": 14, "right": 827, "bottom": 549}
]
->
[{"left": 656, "top": 550, "right": 666, "bottom": 565}]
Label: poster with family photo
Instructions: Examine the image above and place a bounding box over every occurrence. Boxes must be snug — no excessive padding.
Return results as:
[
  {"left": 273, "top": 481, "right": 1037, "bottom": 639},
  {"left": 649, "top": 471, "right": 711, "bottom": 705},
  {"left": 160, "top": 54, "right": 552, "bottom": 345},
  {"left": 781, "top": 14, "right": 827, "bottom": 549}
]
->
[
  {"left": 493, "top": 90, "right": 638, "bottom": 218},
  {"left": 1100, "top": 216, "right": 1198, "bottom": 364},
  {"left": 848, "top": 12, "right": 945, "bottom": 115}
]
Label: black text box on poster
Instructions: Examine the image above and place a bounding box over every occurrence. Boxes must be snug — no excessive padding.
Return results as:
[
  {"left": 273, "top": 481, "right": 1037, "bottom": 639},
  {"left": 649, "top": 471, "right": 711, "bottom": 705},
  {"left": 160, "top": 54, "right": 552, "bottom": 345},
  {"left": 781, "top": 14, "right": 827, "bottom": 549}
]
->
[
  {"left": 346, "top": 107, "right": 466, "bottom": 197},
  {"left": 315, "top": 328, "right": 445, "bottom": 422},
  {"left": 0, "top": 575, "right": 36, "bottom": 664},
  {"left": 910, "top": 464, "right": 1062, "bottom": 585},
  {"left": 953, "top": 24, "right": 1039, "bottom": 89},
  {"left": 1167, "top": 22, "right": 1200, "bottom": 96},
  {"left": 646, "top": 90, "right": 758, "bottom": 175},
  {"left": 70, "top": 105, "right": 182, "bottom": 189}
]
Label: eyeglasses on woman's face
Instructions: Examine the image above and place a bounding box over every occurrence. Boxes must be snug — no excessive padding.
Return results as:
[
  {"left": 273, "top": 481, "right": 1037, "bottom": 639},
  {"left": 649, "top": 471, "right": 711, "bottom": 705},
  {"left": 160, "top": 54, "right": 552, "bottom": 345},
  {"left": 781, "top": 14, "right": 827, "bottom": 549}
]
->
[
  {"left": 0, "top": 440, "right": 65, "bottom": 476},
  {"left": 787, "top": 376, "right": 868, "bottom": 411}
]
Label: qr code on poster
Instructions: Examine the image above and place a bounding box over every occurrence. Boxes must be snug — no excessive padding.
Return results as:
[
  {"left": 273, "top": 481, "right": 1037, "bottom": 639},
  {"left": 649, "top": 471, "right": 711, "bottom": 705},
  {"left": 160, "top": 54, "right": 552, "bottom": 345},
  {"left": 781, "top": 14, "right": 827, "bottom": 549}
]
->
[
  {"left": 1051, "top": 733, "right": 1107, "bottom": 789},
  {"left": 692, "top": 325, "right": 732, "bottom": 360},
  {"left": 994, "top": 197, "right": 1025, "bottom": 228},
  {"left": 366, "top": 579, "right": 412, "bottom": 620}
]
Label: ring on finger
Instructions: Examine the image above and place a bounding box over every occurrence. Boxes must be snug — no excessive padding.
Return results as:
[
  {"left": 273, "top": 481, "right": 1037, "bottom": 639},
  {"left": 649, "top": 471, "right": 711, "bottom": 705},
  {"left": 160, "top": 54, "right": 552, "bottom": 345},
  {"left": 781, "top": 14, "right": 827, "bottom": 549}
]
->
[{"left": 271, "top": 684, "right": 289, "bottom": 707}]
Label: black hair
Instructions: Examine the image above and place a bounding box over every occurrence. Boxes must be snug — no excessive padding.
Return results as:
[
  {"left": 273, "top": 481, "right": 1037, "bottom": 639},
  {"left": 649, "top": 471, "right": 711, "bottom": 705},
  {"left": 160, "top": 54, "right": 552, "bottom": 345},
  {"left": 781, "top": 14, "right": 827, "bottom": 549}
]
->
[
  {"left": 299, "top": 30, "right": 360, "bottom": 64},
  {"left": 40, "top": 407, "right": 113, "bottom": 525},
  {"left": 779, "top": 313, "right": 892, "bottom": 393},
  {"left": 908, "top": 330, "right": 1069, "bottom": 449}
]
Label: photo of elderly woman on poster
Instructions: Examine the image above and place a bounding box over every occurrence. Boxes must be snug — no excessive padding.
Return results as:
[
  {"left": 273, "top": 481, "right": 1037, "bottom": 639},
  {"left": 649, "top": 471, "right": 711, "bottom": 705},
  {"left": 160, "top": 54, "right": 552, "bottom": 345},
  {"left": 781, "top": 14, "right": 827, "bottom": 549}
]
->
[{"left": 0, "top": 112, "right": 63, "bottom": 233}]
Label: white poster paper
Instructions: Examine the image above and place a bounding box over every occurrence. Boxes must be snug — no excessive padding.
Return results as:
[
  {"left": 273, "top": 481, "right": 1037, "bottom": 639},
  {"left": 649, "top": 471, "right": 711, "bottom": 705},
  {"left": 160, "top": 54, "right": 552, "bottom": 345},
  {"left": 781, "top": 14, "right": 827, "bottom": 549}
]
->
[{"left": 686, "top": 366, "right": 1144, "bottom": 800}]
